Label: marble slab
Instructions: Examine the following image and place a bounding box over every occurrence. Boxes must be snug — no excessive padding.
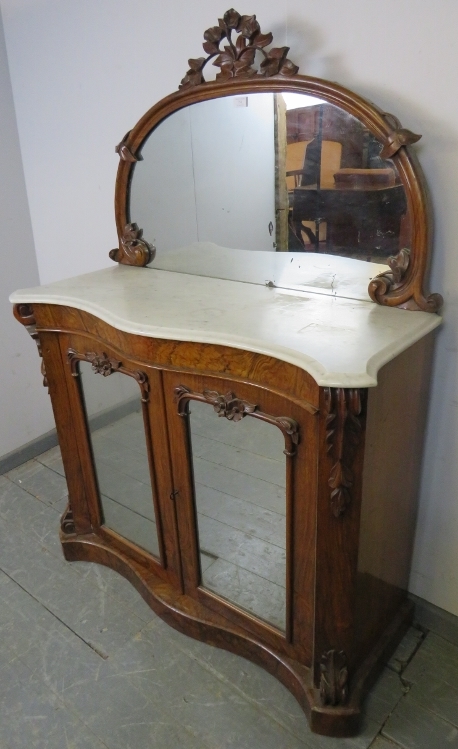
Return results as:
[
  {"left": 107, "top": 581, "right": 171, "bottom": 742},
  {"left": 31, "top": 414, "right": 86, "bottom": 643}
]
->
[{"left": 10, "top": 265, "right": 441, "bottom": 387}]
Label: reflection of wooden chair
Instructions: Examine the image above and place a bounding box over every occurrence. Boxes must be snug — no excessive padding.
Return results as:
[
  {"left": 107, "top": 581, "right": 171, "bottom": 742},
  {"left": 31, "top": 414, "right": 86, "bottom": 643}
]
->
[
  {"left": 285, "top": 141, "right": 311, "bottom": 190},
  {"left": 287, "top": 140, "right": 342, "bottom": 247}
]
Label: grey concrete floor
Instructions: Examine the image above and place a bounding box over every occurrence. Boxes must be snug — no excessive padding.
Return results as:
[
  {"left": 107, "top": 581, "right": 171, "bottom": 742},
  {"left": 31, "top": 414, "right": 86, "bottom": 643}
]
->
[{"left": 1, "top": 447, "right": 458, "bottom": 748}]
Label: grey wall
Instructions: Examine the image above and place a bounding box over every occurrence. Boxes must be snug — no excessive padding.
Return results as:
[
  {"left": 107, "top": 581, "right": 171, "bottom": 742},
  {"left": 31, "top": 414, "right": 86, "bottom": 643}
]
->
[
  {"left": 0, "top": 7, "right": 54, "bottom": 458},
  {"left": 1, "top": 0, "right": 457, "bottom": 616}
]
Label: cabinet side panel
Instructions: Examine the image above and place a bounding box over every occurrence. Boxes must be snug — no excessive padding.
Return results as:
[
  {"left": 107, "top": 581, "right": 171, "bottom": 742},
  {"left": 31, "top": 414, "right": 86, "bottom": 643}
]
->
[{"left": 355, "top": 332, "right": 435, "bottom": 656}]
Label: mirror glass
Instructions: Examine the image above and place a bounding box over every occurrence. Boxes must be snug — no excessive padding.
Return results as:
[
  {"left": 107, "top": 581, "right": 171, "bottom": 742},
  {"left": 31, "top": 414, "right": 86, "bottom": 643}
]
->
[
  {"left": 189, "top": 399, "right": 287, "bottom": 632},
  {"left": 80, "top": 361, "right": 160, "bottom": 558},
  {"left": 130, "top": 92, "right": 409, "bottom": 302}
]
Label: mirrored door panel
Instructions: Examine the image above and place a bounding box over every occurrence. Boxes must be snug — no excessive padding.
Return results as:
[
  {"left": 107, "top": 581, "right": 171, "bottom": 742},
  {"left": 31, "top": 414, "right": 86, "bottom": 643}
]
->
[
  {"left": 189, "top": 399, "right": 287, "bottom": 631},
  {"left": 79, "top": 359, "right": 160, "bottom": 558}
]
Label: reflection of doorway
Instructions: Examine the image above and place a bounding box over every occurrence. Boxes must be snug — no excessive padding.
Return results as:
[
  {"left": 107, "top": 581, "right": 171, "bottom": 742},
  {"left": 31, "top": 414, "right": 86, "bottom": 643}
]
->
[{"left": 274, "top": 93, "right": 288, "bottom": 251}]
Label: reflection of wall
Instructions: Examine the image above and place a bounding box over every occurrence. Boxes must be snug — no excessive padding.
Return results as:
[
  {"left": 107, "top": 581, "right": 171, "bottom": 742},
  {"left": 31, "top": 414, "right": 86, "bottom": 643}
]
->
[
  {"left": 131, "top": 94, "right": 276, "bottom": 254},
  {"left": 131, "top": 106, "right": 198, "bottom": 252},
  {"left": 190, "top": 95, "right": 276, "bottom": 252}
]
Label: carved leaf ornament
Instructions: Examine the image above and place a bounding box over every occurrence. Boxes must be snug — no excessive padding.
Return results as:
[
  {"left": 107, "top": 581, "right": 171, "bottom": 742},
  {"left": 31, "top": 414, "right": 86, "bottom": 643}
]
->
[
  {"left": 180, "top": 9, "right": 299, "bottom": 89},
  {"left": 325, "top": 388, "right": 365, "bottom": 518},
  {"left": 320, "top": 650, "right": 349, "bottom": 706},
  {"left": 203, "top": 389, "right": 257, "bottom": 420},
  {"left": 67, "top": 349, "right": 150, "bottom": 403},
  {"left": 174, "top": 385, "right": 299, "bottom": 455}
]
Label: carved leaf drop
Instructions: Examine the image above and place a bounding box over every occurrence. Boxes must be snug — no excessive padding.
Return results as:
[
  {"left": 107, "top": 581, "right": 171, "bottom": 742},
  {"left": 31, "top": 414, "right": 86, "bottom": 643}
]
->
[
  {"left": 324, "top": 388, "right": 365, "bottom": 517},
  {"left": 320, "top": 650, "right": 349, "bottom": 706}
]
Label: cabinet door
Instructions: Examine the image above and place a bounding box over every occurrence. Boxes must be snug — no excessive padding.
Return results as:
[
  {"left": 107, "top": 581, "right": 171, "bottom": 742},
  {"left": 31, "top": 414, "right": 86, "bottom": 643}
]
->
[
  {"left": 163, "top": 370, "right": 317, "bottom": 660},
  {"left": 61, "top": 336, "right": 181, "bottom": 587}
]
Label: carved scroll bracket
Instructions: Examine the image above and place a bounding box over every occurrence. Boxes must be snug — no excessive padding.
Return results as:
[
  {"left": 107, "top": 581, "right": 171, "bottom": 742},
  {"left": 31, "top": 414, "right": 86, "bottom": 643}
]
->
[
  {"left": 324, "top": 387, "right": 365, "bottom": 518},
  {"left": 109, "top": 223, "right": 156, "bottom": 267},
  {"left": 174, "top": 385, "right": 299, "bottom": 456},
  {"left": 13, "top": 303, "right": 48, "bottom": 389},
  {"left": 180, "top": 9, "right": 298, "bottom": 89},
  {"left": 13, "top": 302, "right": 36, "bottom": 328},
  {"left": 60, "top": 505, "right": 75, "bottom": 535},
  {"left": 67, "top": 349, "right": 150, "bottom": 403},
  {"left": 320, "top": 650, "right": 349, "bottom": 707},
  {"left": 368, "top": 248, "right": 443, "bottom": 312}
]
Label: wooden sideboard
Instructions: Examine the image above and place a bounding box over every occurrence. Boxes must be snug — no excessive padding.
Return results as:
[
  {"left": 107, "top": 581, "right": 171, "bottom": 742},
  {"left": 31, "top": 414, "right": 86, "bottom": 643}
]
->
[{"left": 11, "top": 265, "right": 440, "bottom": 736}]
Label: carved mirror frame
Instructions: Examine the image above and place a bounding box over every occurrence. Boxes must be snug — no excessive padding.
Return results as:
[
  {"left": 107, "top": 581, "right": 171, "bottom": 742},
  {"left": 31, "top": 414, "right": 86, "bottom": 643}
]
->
[{"left": 111, "top": 9, "right": 442, "bottom": 313}]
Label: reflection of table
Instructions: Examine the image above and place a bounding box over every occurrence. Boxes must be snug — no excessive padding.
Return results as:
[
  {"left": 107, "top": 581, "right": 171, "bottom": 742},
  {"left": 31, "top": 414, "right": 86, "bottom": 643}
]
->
[{"left": 290, "top": 184, "right": 407, "bottom": 255}]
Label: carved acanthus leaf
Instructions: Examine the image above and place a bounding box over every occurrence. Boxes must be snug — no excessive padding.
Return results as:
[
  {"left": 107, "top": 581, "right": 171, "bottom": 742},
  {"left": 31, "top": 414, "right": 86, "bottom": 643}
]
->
[
  {"left": 320, "top": 650, "right": 349, "bottom": 707},
  {"left": 110, "top": 223, "right": 156, "bottom": 267},
  {"left": 179, "top": 9, "right": 299, "bottom": 89},
  {"left": 380, "top": 112, "right": 421, "bottom": 159},
  {"left": 324, "top": 388, "right": 364, "bottom": 518}
]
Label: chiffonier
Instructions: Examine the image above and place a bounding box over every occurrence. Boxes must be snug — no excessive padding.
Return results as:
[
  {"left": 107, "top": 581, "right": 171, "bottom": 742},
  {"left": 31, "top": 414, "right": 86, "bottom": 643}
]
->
[{"left": 11, "top": 9, "right": 442, "bottom": 736}]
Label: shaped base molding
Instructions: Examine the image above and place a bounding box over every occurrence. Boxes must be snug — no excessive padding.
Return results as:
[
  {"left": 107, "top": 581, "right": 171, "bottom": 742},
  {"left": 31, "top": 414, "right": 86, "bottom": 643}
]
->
[{"left": 60, "top": 530, "right": 413, "bottom": 737}]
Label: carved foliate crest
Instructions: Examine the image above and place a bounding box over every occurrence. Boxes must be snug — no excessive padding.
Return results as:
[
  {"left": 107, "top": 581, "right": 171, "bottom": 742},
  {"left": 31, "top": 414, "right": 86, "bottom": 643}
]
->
[{"left": 180, "top": 9, "right": 299, "bottom": 89}]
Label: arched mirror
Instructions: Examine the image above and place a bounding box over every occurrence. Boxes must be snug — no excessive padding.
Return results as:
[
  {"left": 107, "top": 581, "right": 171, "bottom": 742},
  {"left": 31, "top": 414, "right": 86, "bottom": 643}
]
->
[{"left": 111, "top": 11, "right": 440, "bottom": 312}]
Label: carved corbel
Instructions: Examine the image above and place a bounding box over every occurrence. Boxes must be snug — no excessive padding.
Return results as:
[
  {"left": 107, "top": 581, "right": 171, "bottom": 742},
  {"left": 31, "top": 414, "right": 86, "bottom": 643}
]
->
[
  {"left": 320, "top": 650, "right": 349, "bottom": 706},
  {"left": 324, "top": 388, "right": 365, "bottom": 517},
  {"left": 13, "top": 303, "right": 48, "bottom": 389},
  {"left": 109, "top": 223, "right": 156, "bottom": 267},
  {"left": 179, "top": 9, "right": 298, "bottom": 89}
]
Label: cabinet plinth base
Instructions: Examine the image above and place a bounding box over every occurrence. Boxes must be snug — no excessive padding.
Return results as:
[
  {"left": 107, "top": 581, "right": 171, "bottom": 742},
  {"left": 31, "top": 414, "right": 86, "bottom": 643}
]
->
[{"left": 60, "top": 530, "right": 413, "bottom": 737}]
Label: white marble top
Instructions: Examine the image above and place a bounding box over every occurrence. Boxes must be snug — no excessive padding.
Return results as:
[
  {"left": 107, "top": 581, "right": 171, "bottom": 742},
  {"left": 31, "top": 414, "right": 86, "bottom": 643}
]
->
[{"left": 10, "top": 265, "right": 441, "bottom": 388}]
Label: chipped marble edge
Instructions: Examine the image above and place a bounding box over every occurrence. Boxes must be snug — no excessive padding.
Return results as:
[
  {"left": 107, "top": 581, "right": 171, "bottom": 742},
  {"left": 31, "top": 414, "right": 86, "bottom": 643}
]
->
[{"left": 9, "top": 287, "right": 442, "bottom": 389}]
